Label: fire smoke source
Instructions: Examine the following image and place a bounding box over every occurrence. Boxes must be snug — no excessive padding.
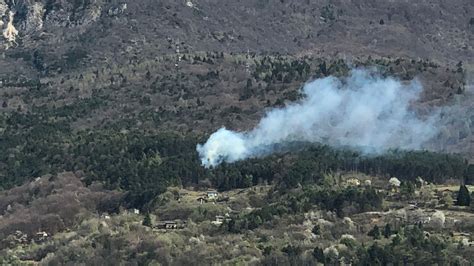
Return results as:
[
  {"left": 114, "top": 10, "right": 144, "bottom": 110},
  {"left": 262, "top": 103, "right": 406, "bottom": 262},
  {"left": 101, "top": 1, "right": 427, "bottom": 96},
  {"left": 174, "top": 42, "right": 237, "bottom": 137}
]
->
[{"left": 197, "top": 69, "right": 439, "bottom": 168}]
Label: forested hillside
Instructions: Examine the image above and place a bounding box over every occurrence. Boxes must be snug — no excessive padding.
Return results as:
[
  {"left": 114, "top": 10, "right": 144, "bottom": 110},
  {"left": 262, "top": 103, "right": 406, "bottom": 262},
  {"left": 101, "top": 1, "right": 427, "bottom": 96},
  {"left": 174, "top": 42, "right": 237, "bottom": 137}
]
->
[{"left": 0, "top": 0, "right": 473, "bottom": 264}]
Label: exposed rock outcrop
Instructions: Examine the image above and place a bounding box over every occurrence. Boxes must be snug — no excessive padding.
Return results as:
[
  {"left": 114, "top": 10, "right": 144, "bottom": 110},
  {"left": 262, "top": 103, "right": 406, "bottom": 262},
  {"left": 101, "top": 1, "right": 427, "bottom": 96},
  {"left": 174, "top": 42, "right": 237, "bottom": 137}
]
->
[
  {"left": 0, "top": 0, "right": 7, "bottom": 16},
  {"left": 0, "top": 0, "right": 7, "bottom": 28},
  {"left": 3, "top": 11, "right": 18, "bottom": 48}
]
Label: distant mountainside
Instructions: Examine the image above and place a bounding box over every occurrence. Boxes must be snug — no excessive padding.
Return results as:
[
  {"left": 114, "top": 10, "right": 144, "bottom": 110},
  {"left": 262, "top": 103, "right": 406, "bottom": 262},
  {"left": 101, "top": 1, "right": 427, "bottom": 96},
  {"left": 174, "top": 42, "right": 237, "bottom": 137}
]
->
[
  {"left": 0, "top": 0, "right": 473, "bottom": 161},
  {"left": 0, "top": 0, "right": 473, "bottom": 76}
]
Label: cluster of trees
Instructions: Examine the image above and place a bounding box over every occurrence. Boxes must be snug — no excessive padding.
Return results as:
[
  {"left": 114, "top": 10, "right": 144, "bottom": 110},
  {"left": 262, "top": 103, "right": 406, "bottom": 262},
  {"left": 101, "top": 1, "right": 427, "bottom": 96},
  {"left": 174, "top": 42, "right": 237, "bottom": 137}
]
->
[
  {"left": 359, "top": 151, "right": 468, "bottom": 183},
  {"left": 264, "top": 231, "right": 456, "bottom": 265},
  {"left": 0, "top": 52, "right": 471, "bottom": 211},
  {"left": 0, "top": 172, "right": 123, "bottom": 249},
  {"left": 1, "top": 105, "right": 206, "bottom": 207},
  {"left": 304, "top": 186, "right": 383, "bottom": 217},
  {"left": 357, "top": 224, "right": 451, "bottom": 265},
  {"left": 252, "top": 56, "right": 355, "bottom": 88},
  {"left": 1, "top": 107, "right": 470, "bottom": 209},
  {"left": 225, "top": 185, "right": 383, "bottom": 233},
  {"left": 253, "top": 56, "right": 312, "bottom": 84},
  {"left": 211, "top": 145, "right": 470, "bottom": 194},
  {"left": 465, "top": 165, "right": 474, "bottom": 184},
  {"left": 261, "top": 223, "right": 457, "bottom": 265},
  {"left": 250, "top": 56, "right": 448, "bottom": 94}
]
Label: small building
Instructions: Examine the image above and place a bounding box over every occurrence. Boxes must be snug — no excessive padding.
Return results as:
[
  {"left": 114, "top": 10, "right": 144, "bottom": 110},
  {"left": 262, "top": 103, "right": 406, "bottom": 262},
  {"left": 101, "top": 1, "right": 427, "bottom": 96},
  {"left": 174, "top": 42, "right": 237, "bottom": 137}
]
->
[
  {"left": 155, "top": 220, "right": 184, "bottom": 230},
  {"left": 452, "top": 232, "right": 471, "bottom": 241},
  {"left": 416, "top": 177, "right": 427, "bottom": 187},
  {"left": 133, "top": 209, "right": 140, "bottom": 215},
  {"left": 212, "top": 216, "right": 225, "bottom": 226},
  {"left": 197, "top": 196, "right": 208, "bottom": 204},
  {"left": 13, "top": 230, "right": 28, "bottom": 245},
  {"left": 155, "top": 221, "right": 178, "bottom": 229},
  {"left": 207, "top": 190, "right": 218, "bottom": 200},
  {"left": 211, "top": 214, "right": 231, "bottom": 226},
  {"left": 452, "top": 232, "right": 474, "bottom": 246},
  {"left": 438, "top": 189, "right": 453, "bottom": 196},
  {"left": 345, "top": 178, "right": 361, "bottom": 187},
  {"left": 409, "top": 212, "right": 431, "bottom": 224},
  {"left": 34, "top": 231, "right": 49, "bottom": 243}
]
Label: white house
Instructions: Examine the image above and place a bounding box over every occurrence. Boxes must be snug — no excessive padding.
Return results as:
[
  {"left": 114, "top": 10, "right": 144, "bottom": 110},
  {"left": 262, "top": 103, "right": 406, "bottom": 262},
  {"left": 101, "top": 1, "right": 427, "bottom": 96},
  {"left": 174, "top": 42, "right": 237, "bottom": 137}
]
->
[{"left": 207, "top": 190, "right": 218, "bottom": 200}]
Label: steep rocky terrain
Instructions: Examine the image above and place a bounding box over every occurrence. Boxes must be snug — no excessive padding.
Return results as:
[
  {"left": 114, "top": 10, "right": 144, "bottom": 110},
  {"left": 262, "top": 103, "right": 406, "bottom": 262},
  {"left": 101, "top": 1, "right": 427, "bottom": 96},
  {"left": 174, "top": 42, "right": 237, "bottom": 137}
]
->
[
  {"left": 0, "top": 0, "right": 473, "bottom": 75},
  {"left": 0, "top": 1, "right": 472, "bottom": 161}
]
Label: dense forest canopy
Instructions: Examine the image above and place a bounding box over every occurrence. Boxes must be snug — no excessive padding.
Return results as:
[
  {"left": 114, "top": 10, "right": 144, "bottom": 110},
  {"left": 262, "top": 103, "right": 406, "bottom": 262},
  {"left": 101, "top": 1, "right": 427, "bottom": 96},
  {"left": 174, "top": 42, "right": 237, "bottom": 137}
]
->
[{"left": 1, "top": 106, "right": 470, "bottom": 208}]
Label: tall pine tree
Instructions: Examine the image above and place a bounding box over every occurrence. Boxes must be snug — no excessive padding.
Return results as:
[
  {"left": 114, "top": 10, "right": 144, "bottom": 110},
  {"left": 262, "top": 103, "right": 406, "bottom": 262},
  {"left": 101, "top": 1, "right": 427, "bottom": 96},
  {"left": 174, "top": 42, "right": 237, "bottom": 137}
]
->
[
  {"left": 368, "top": 225, "right": 381, "bottom": 239},
  {"left": 383, "top": 224, "right": 392, "bottom": 238},
  {"left": 456, "top": 184, "right": 471, "bottom": 206},
  {"left": 142, "top": 213, "right": 152, "bottom": 227}
]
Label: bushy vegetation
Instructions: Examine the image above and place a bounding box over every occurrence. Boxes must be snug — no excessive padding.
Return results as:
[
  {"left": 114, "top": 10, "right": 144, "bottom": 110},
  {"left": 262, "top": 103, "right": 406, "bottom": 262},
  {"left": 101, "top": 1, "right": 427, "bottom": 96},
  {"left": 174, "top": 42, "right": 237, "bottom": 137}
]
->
[
  {"left": 226, "top": 185, "right": 383, "bottom": 233},
  {"left": 0, "top": 52, "right": 472, "bottom": 264}
]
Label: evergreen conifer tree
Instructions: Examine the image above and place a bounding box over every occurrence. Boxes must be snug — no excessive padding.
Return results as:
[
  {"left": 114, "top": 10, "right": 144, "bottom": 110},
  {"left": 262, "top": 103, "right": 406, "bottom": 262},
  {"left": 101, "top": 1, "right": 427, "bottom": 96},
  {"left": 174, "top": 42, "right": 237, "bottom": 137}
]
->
[{"left": 456, "top": 185, "right": 471, "bottom": 206}]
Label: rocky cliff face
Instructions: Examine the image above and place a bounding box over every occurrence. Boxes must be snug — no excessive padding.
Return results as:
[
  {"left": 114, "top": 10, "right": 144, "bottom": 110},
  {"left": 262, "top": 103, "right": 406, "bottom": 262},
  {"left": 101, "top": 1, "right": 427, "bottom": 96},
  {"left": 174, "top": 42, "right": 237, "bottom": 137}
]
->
[{"left": 1, "top": 0, "right": 104, "bottom": 36}]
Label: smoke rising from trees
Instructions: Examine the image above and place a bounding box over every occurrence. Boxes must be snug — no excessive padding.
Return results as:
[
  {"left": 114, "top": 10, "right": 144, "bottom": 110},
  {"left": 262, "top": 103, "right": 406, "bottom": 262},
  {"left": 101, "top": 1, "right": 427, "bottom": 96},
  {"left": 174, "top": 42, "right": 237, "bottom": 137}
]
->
[{"left": 197, "top": 69, "right": 440, "bottom": 167}]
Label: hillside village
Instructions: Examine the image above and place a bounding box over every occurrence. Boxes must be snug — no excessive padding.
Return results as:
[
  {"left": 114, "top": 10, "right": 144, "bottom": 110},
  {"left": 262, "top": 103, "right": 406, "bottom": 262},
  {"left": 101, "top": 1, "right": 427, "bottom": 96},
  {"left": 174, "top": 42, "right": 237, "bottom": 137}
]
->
[{"left": 1, "top": 170, "right": 474, "bottom": 264}]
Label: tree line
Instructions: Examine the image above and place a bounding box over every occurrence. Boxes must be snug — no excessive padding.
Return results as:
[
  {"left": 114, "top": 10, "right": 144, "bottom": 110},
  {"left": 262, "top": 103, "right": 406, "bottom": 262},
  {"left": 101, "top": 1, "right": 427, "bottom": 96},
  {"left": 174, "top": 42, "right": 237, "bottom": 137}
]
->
[{"left": 1, "top": 109, "right": 471, "bottom": 209}]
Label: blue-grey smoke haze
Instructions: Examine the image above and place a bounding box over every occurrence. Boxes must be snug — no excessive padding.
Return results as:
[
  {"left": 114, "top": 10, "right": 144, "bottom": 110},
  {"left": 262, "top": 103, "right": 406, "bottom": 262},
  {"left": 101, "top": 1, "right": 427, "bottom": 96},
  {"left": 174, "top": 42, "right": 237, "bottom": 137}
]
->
[{"left": 197, "top": 69, "right": 440, "bottom": 167}]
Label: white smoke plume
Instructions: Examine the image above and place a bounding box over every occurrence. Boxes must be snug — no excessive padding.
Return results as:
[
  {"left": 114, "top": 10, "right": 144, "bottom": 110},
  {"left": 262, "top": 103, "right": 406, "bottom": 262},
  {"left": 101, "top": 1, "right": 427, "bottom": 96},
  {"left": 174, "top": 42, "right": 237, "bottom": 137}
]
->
[{"left": 197, "top": 69, "right": 439, "bottom": 168}]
